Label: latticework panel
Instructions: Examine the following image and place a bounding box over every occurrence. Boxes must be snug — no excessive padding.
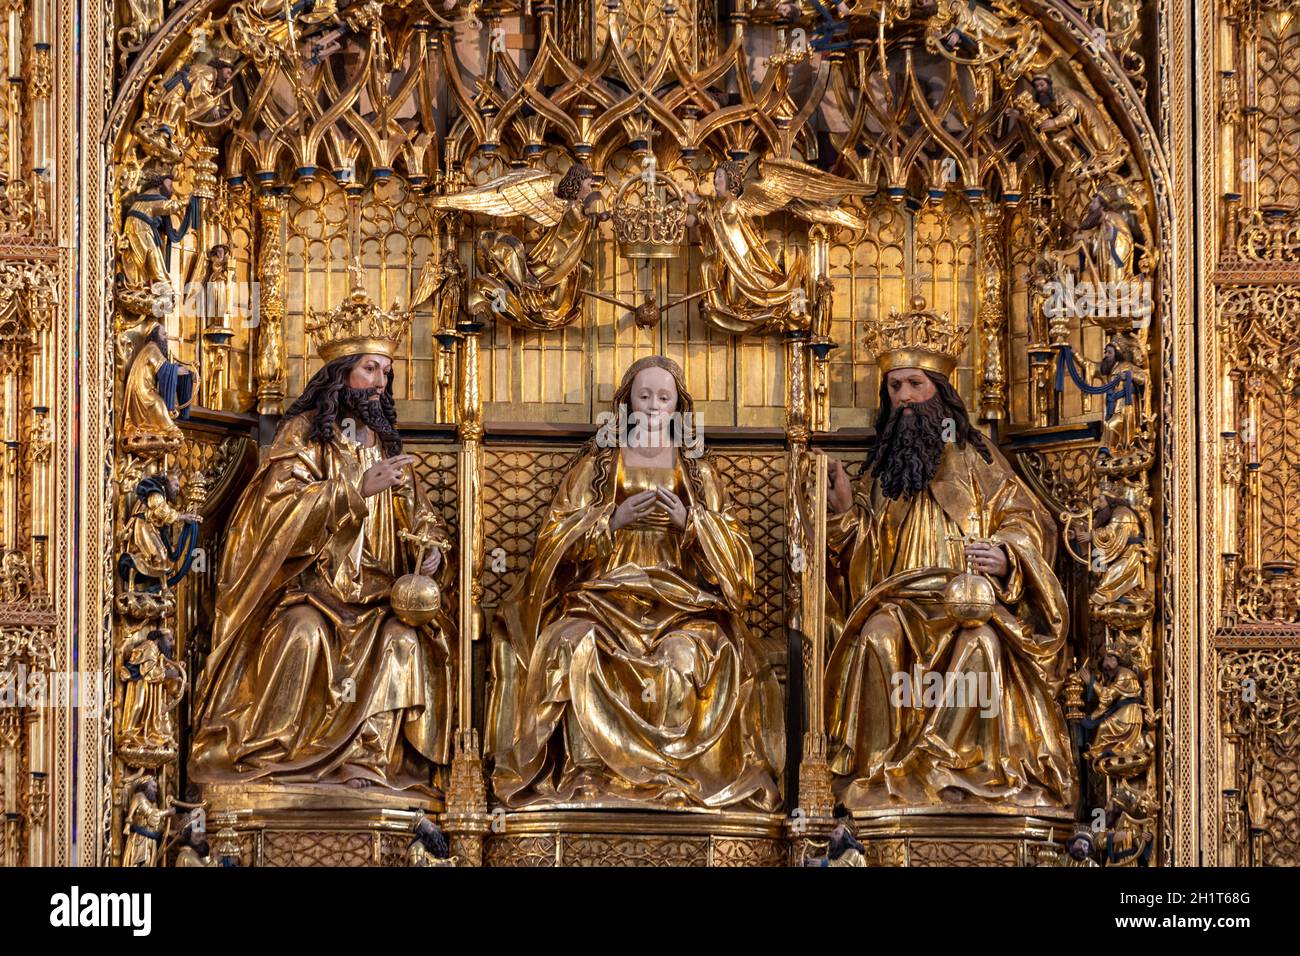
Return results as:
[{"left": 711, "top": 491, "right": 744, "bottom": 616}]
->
[
  {"left": 408, "top": 444, "right": 460, "bottom": 531},
  {"left": 711, "top": 449, "right": 786, "bottom": 649},
  {"left": 1260, "top": 743, "right": 1300, "bottom": 866},
  {"left": 485, "top": 835, "right": 559, "bottom": 867},
  {"left": 1257, "top": 386, "right": 1300, "bottom": 565},
  {"left": 1217, "top": 649, "right": 1300, "bottom": 867},
  {"left": 481, "top": 446, "right": 579, "bottom": 608},
  {"left": 261, "top": 830, "right": 375, "bottom": 867},
  {"left": 908, "top": 840, "right": 1021, "bottom": 867},
  {"left": 1257, "top": 15, "right": 1300, "bottom": 213},
  {"left": 409, "top": 443, "right": 460, "bottom": 612},
  {"left": 562, "top": 834, "right": 709, "bottom": 866}
]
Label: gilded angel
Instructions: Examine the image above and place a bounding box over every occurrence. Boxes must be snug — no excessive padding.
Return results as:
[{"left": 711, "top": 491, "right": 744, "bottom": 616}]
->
[
  {"left": 684, "top": 157, "right": 869, "bottom": 334},
  {"left": 428, "top": 164, "right": 606, "bottom": 331}
]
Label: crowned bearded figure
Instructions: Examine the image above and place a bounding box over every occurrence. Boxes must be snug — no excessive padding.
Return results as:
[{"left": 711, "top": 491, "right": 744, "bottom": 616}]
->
[
  {"left": 823, "top": 297, "right": 1077, "bottom": 811},
  {"left": 190, "top": 278, "right": 456, "bottom": 795}
]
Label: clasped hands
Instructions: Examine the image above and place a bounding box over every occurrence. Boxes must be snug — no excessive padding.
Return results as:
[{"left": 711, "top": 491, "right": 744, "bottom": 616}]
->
[{"left": 611, "top": 487, "right": 688, "bottom": 531}]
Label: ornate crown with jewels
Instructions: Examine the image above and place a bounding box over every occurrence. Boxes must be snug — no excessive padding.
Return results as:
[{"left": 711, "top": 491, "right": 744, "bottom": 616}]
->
[
  {"left": 306, "top": 262, "right": 412, "bottom": 362},
  {"left": 611, "top": 171, "right": 689, "bottom": 259},
  {"left": 866, "top": 294, "right": 969, "bottom": 377}
]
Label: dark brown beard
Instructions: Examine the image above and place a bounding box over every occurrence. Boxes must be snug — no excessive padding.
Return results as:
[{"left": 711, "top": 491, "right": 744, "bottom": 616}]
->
[
  {"left": 340, "top": 386, "right": 402, "bottom": 455},
  {"left": 871, "top": 395, "right": 949, "bottom": 500}
]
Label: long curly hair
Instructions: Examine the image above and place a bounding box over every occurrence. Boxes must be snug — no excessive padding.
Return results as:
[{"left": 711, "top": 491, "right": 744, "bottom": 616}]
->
[
  {"left": 582, "top": 355, "right": 707, "bottom": 505},
  {"left": 716, "top": 159, "right": 747, "bottom": 198},
  {"left": 281, "top": 354, "right": 402, "bottom": 456},
  {"left": 555, "top": 163, "right": 593, "bottom": 201}
]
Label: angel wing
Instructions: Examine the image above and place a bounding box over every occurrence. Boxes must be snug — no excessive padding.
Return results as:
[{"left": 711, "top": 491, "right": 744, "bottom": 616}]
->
[
  {"left": 410, "top": 254, "right": 449, "bottom": 309},
  {"left": 735, "top": 157, "right": 870, "bottom": 219},
  {"left": 428, "top": 168, "right": 567, "bottom": 226}
]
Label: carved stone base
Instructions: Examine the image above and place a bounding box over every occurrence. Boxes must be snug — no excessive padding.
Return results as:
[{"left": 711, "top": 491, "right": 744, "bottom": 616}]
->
[
  {"left": 485, "top": 810, "right": 787, "bottom": 867},
  {"left": 843, "top": 812, "right": 1077, "bottom": 867},
  {"left": 202, "top": 783, "right": 440, "bottom": 867}
]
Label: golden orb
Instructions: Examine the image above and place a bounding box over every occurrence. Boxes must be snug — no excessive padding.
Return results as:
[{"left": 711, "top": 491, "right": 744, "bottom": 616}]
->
[
  {"left": 944, "top": 572, "right": 996, "bottom": 627},
  {"left": 390, "top": 573, "right": 441, "bottom": 627}
]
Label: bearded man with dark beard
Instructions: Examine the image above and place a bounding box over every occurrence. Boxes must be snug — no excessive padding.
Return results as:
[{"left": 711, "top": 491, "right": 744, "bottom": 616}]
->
[
  {"left": 822, "top": 354, "right": 1076, "bottom": 814},
  {"left": 191, "top": 349, "right": 456, "bottom": 797}
]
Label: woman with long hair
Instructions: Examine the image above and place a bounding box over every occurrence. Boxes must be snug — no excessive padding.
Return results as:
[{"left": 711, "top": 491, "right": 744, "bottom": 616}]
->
[{"left": 487, "top": 355, "right": 784, "bottom": 811}]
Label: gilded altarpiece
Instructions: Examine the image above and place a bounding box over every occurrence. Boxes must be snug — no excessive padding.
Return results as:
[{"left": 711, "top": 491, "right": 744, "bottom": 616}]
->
[{"left": 0, "top": 0, "right": 1231, "bottom": 867}]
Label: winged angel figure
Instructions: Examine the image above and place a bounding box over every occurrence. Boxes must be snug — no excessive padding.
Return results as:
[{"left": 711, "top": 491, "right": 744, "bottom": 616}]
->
[
  {"left": 684, "top": 157, "right": 871, "bottom": 333},
  {"left": 423, "top": 164, "right": 604, "bottom": 331}
]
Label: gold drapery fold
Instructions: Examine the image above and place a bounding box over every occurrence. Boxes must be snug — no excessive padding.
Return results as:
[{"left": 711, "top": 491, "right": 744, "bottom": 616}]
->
[
  {"left": 487, "top": 448, "right": 784, "bottom": 810},
  {"left": 824, "top": 442, "right": 1077, "bottom": 811},
  {"left": 696, "top": 196, "right": 808, "bottom": 334},
  {"left": 190, "top": 414, "right": 456, "bottom": 793}
]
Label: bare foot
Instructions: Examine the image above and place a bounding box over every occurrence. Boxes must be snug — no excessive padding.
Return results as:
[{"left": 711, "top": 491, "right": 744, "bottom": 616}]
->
[
  {"left": 346, "top": 777, "right": 373, "bottom": 790},
  {"left": 938, "top": 786, "right": 966, "bottom": 803}
]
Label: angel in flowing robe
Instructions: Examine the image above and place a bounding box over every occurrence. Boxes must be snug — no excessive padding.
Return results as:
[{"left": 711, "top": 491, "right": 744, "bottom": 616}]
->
[
  {"left": 487, "top": 356, "right": 785, "bottom": 811},
  {"left": 683, "top": 156, "right": 869, "bottom": 334},
  {"left": 425, "top": 163, "right": 605, "bottom": 330}
]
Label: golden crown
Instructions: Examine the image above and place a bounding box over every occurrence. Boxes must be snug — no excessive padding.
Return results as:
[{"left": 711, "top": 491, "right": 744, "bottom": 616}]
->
[
  {"left": 611, "top": 172, "right": 688, "bottom": 259},
  {"left": 866, "top": 294, "right": 969, "bottom": 377},
  {"left": 306, "top": 263, "right": 412, "bottom": 362}
]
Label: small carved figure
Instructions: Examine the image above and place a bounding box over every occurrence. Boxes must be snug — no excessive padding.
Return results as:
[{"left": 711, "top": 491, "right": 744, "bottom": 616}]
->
[
  {"left": 407, "top": 816, "right": 456, "bottom": 867},
  {"left": 430, "top": 164, "right": 607, "bottom": 330},
  {"left": 118, "top": 474, "right": 201, "bottom": 593},
  {"left": 122, "top": 776, "right": 178, "bottom": 867},
  {"left": 119, "top": 324, "right": 197, "bottom": 454},
  {"left": 117, "top": 627, "right": 187, "bottom": 766}
]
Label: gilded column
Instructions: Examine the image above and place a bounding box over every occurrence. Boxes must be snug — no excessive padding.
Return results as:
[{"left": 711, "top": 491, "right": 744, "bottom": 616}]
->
[
  {"left": 808, "top": 224, "right": 834, "bottom": 434},
  {"left": 977, "top": 202, "right": 1008, "bottom": 421},
  {"left": 786, "top": 327, "right": 833, "bottom": 843},
  {"left": 254, "top": 192, "right": 287, "bottom": 416},
  {"left": 443, "top": 311, "right": 488, "bottom": 866},
  {"left": 26, "top": 709, "right": 47, "bottom": 866}
]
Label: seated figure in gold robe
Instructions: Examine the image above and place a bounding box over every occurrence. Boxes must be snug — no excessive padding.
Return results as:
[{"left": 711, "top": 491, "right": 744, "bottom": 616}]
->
[
  {"left": 487, "top": 356, "right": 784, "bottom": 810},
  {"left": 190, "top": 333, "right": 456, "bottom": 795},
  {"left": 1080, "top": 643, "right": 1149, "bottom": 770},
  {"left": 824, "top": 303, "right": 1077, "bottom": 811},
  {"left": 1072, "top": 481, "right": 1152, "bottom": 614},
  {"left": 119, "top": 324, "right": 194, "bottom": 454}
]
